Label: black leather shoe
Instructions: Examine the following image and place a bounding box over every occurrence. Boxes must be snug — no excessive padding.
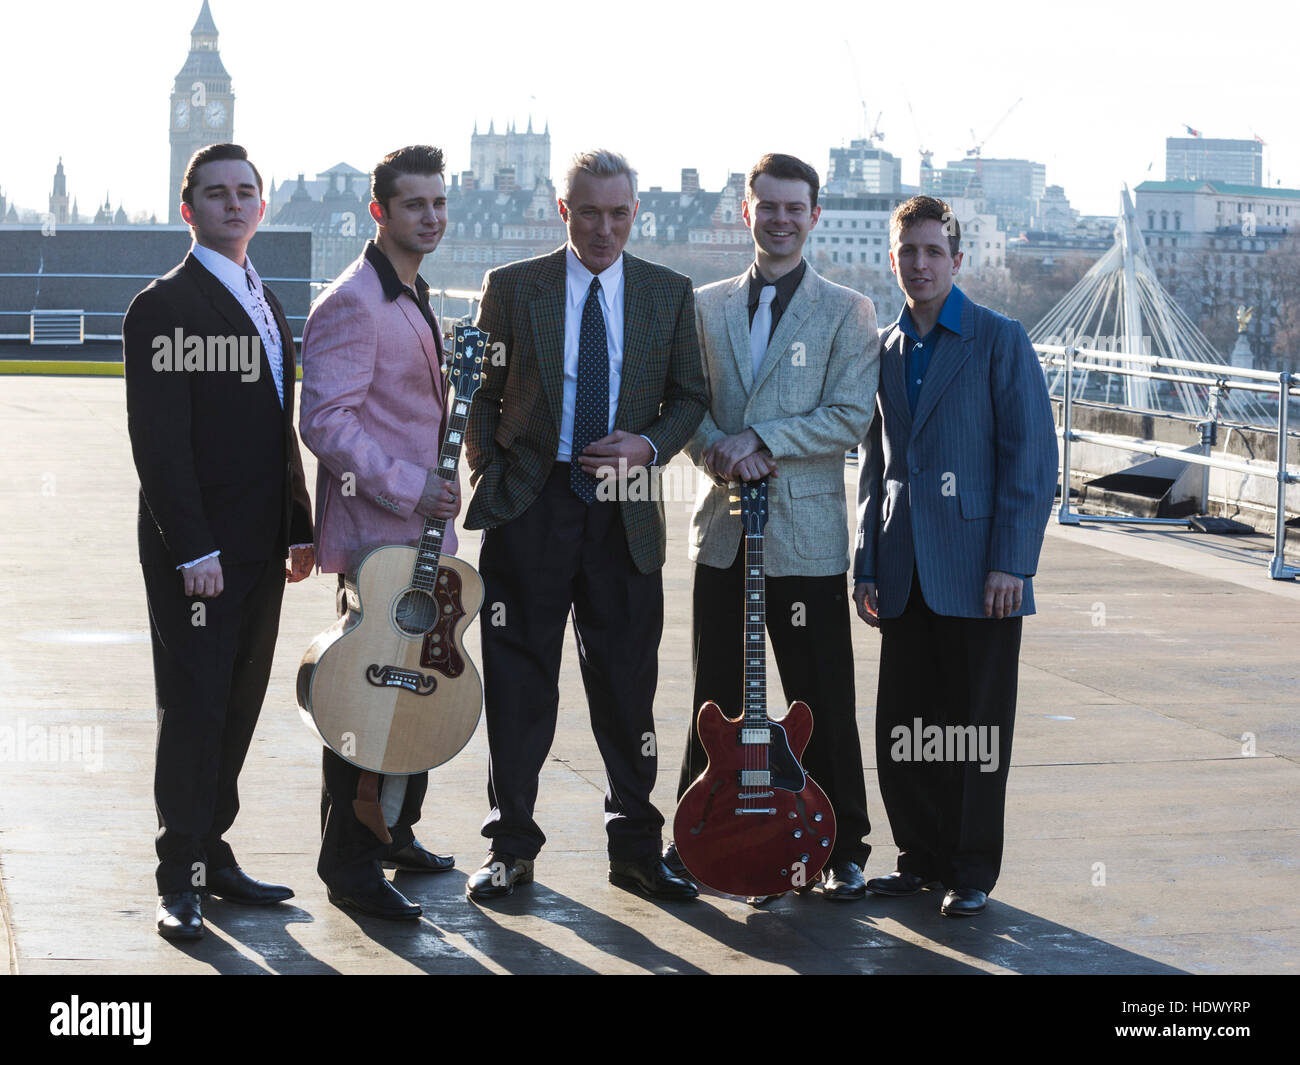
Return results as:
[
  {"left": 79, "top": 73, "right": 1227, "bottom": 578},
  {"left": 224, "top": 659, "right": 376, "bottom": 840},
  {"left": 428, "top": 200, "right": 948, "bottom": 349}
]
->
[
  {"left": 609, "top": 857, "right": 698, "bottom": 901},
  {"left": 328, "top": 878, "right": 421, "bottom": 920},
  {"left": 867, "top": 871, "right": 942, "bottom": 897},
  {"left": 940, "top": 888, "right": 987, "bottom": 917},
  {"left": 384, "top": 840, "right": 455, "bottom": 874},
  {"left": 466, "top": 852, "right": 534, "bottom": 900},
  {"left": 206, "top": 865, "right": 294, "bottom": 905},
  {"left": 821, "top": 861, "right": 867, "bottom": 901},
  {"left": 662, "top": 841, "right": 690, "bottom": 878},
  {"left": 156, "top": 892, "right": 203, "bottom": 940}
]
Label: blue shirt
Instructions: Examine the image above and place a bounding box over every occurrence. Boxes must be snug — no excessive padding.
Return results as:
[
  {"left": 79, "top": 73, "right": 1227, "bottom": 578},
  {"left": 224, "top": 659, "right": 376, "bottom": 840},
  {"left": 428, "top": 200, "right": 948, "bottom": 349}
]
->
[{"left": 899, "top": 285, "right": 965, "bottom": 414}]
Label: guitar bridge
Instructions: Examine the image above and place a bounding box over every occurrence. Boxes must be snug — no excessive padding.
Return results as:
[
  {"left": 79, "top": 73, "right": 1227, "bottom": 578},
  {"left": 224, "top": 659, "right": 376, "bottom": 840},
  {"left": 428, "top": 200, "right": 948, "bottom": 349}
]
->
[{"left": 737, "top": 790, "right": 774, "bottom": 800}]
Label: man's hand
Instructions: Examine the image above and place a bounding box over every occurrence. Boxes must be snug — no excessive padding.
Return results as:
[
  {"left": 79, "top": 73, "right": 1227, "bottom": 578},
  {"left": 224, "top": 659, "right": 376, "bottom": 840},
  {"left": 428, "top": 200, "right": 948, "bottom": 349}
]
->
[
  {"left": 415, "top": 470, "right": 461, "bottom": 520},
  {"left": 182, "top": 556, "right": 224, "bottom": 598},
  {"left": 853, "top": 581, "right": 879, "bottom": 628},
  {"left": 733, "top": 450, "right": 778, "bottom": 482},
  {"left": 703, "top": 428, "right": 769, "bottom": 480},
  {"left": 286, "top": 544, "right": 315, "bottom": 583},
  {"left": 576, "top": 430, "right": 654, "bottom": 477},
  {"left": 984, "top": 571, "right": 1023, "bottom": 619}
]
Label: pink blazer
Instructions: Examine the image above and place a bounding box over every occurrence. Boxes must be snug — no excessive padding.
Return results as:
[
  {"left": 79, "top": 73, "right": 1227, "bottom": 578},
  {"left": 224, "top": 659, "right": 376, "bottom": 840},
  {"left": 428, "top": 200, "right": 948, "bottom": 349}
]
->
[{"left": 299, "top": 253, "right": 458, "bottom": 573}]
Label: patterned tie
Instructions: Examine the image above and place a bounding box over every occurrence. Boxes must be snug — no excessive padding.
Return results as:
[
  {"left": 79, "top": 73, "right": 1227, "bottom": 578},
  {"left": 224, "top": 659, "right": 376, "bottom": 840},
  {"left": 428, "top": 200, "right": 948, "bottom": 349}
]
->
[
  {"left": 570, "top": 276, "right": 609, "bottom": 504},
  {"left": 245, "top": 269, "right": 284, "bottom": 406},
  {"left": 751, "top": 284, "right": 776, "bottom": 379}
]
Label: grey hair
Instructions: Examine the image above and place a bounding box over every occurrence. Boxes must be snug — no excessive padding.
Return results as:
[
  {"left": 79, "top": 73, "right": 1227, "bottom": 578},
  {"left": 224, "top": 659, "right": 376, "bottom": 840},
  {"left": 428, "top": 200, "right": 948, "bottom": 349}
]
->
[{"left": 561, "top": 149, "right": 638, "bottom": 201}]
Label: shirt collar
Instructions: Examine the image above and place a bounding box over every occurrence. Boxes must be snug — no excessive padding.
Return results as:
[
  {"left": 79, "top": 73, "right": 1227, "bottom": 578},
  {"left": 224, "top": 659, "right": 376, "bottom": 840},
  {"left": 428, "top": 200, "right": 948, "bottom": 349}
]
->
[
  {"left": 898, "top": 284, "right": 965, "bottom": 342},
  {"left": 748, "top": 259, "right": 806, "bottom": 311},
  {"left": 191, "top": 241, "right": 255, "bottom": 294},
  {"left": 566, "top": 244, "right": 623, "bottom": 313},
  {"left": 365, "top": 239, "right": 431, "bottom": 304}
]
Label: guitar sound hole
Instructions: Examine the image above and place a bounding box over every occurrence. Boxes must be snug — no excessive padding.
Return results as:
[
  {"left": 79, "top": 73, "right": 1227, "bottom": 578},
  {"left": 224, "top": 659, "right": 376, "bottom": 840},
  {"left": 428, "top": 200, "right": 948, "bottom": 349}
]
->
[{"left": 393, "top": 589, "right": 438, "bottom": 636}]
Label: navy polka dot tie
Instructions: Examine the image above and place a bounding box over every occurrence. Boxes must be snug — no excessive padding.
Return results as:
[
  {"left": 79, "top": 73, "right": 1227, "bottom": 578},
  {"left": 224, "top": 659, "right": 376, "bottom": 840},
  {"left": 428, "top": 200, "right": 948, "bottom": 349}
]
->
[{"left": 570, "top": 276, "right": 609, "bottom": 503}]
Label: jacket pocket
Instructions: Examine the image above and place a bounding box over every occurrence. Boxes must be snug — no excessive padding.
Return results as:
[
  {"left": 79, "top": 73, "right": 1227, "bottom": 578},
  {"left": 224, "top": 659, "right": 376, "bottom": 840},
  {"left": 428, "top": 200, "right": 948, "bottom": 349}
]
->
[
  {"left": 959, "top": 489, "right": 994, "bottom": 519},
  {"left": 789, "top": 472, "right": 848, "bottom": 560}
]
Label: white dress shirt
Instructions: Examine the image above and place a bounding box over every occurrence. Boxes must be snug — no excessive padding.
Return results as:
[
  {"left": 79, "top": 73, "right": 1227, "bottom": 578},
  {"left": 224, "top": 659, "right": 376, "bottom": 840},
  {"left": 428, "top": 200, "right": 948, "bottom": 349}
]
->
[{"left": 559, "top": 245, "right": 625, "bottom": 462}]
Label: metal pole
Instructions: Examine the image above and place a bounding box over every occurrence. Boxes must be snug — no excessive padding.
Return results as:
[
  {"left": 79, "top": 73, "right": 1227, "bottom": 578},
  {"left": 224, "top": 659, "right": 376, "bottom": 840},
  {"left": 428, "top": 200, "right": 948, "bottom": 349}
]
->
[
  {"left": 1197, "top": 382, "right": 1222, "bottom": 516},
  {"left": 1270, "top": 372, "right": 1296, "bottom": 579},
  {"left": 1057, "top": 345, "right": 1080, "bottom": 524}
]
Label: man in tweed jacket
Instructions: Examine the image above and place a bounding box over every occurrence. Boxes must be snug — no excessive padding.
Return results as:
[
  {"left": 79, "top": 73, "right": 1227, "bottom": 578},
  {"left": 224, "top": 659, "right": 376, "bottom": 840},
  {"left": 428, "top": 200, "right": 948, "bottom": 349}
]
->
[
  {"left": 668, "top": 153, "right": 880, "bottom": 901},
  {"left": 853, "top": 196, "right": 1056, "bottom": 917},
  {"left": 463, "top": 149, "right": 707, "bottom": 902}
]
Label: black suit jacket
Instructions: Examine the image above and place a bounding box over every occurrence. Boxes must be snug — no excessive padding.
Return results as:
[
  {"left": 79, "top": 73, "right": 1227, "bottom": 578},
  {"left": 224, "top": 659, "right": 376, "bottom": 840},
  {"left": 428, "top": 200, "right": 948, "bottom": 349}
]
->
[{"left": 123, "top": 252, "right": 312, "bottom": 568}]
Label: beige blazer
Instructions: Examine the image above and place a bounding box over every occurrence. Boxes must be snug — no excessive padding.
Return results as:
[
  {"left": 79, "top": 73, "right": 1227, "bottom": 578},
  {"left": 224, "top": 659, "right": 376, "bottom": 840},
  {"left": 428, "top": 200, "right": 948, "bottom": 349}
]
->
[{"left": 686, "top": 263, "right": 880, "bottom": 577}]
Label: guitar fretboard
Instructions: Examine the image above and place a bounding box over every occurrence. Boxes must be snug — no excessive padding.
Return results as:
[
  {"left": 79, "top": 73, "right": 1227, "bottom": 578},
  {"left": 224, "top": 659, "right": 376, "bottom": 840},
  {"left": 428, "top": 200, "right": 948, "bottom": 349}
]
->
[{"left": 742, "top": 532, "right": 767, "bottom": 723}]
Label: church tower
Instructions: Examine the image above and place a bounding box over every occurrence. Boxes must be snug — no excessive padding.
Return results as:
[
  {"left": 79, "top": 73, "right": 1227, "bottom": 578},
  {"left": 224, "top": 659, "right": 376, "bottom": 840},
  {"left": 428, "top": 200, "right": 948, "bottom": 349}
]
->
[
  {"left": 168, "top": 1, "right": 235, "bottom": 224},
  {"left": 49, "top": 158, "right": 69, "bottom": 225}
]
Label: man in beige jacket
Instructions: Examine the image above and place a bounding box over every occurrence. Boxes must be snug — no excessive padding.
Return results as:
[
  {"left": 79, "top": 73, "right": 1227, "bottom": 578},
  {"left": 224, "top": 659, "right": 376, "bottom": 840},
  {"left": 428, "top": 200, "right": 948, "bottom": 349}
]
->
[{"left": 668, "top": 153, "right": 880, "bottom": 899}]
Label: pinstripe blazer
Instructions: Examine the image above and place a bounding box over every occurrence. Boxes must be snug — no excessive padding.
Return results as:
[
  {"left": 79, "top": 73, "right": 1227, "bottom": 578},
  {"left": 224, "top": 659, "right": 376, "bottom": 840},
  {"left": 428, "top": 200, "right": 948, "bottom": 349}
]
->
[
  {"left": 464, "top": 246, "right": 707, "bottom": 574},
  {"left": 686, "top": 264, "right": 879, "bottom": 577},
  {"left": 853, "top": 290, "right": 1057, "bottom": 619}
]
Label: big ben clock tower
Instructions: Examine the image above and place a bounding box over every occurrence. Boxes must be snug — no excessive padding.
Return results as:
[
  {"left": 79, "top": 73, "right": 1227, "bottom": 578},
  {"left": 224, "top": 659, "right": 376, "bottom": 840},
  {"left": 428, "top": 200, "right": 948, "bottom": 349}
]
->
[{"left": 168, "top": 1, "right": 235, "bottom": 224}]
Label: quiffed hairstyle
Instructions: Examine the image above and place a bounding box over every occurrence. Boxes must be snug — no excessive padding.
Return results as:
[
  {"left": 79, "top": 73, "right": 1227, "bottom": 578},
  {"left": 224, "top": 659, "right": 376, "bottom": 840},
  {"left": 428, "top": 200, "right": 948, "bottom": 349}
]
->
[
  {"left": 746, "top": 153, "right": 821, "bottom": 210},
  {"left": 561, "top": 149, "right": 637, "bottom": 201},
  {"left": 890, "top": 195, "right": 961, "bottom": 257},
  {"left": 181, "top": 143, "right": 262, "bottom": 206},
  {"left": 371, "top": 145, "right": 446, "bottom": 209}
]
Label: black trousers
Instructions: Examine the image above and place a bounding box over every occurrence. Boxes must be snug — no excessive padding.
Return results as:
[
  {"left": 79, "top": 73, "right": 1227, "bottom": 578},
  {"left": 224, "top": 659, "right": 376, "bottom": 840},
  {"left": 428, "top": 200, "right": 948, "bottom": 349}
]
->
[
  {"left": 676, "top": 543, "right": 872, "bottom": 867},
  {"left": 145, "top": 556, "right": 285, "bottom": 894},
  {"left": 478, "top": 464, "right": 664, "bottom": 862},
  {"left": 318, "top": 575, "right": 429, "bottom": 891},
  {"left": 876, "top": 571, "right": 1021, "bottom": 894}
]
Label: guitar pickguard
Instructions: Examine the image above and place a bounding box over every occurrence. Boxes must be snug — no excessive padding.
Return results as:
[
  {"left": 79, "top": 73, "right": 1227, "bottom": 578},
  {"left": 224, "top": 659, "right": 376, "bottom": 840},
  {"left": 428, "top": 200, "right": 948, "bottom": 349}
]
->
[
  {"left": 419, "top": 567, "right": 467, "bottom": 677},
  {"left": 765, "top": 721, "right": 808, "bottom": 793}
]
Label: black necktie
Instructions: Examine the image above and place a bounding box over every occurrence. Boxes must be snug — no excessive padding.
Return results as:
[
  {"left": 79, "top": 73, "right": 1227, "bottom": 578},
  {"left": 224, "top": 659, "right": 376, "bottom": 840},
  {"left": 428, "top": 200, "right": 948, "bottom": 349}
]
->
[{"left": 570, "top": 276, "right": 609, "bottom": 503}]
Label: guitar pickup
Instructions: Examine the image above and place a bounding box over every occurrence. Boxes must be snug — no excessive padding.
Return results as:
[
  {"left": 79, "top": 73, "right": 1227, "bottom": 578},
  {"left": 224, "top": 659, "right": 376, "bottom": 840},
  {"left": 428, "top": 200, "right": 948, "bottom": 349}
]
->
[
  {"left": 738, "top": 770, "right": 770, "bottom": 786},
  {"left": 740, "top": 727, "right": 770, "bottom": 745}
]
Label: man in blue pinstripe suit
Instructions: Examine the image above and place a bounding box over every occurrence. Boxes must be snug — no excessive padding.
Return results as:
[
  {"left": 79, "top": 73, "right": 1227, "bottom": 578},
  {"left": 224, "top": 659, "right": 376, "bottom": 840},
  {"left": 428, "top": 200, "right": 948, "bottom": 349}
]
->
[{"left": 852, "top": 196, "right": 1056, "bottom": 917}]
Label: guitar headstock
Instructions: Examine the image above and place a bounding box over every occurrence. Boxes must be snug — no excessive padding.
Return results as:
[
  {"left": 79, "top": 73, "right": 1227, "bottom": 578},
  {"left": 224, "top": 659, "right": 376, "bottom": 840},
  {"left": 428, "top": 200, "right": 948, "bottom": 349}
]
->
[
  {"left": 448, "top": 325, "right": 488, "bottom": 404},
  {"left": 729, "top": 479, "right": 769, "bottom": 536}
]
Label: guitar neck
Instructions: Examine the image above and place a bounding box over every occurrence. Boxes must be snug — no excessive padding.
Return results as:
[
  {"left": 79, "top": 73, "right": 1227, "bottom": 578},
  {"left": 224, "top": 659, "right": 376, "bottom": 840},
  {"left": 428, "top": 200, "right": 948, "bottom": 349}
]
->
[
  {"left": 742, "top": 529, "right": 767, "bottom": 723},
  {"left": 410, "top": 386, "right": 471, "bottom": 594}
]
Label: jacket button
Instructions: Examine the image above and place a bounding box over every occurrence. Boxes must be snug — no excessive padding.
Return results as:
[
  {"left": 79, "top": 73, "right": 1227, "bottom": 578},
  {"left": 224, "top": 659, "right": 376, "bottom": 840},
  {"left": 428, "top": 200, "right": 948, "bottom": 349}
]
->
[{"left": 911, "top": 465, "right": 921, "bottom": 475}]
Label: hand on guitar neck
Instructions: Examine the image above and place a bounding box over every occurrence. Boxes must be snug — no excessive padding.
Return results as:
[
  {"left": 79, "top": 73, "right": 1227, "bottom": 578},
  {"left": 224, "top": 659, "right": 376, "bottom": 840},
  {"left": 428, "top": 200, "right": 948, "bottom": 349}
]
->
[{"left": 416, "top": 469, "right": 461, "bottom": 520}]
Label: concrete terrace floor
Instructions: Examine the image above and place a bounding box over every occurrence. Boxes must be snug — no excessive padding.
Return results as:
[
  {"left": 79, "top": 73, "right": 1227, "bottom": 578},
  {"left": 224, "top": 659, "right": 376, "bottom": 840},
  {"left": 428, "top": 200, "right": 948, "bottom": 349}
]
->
[{"left": 0, "top": 375, "right": 1297, "bottom": 975}]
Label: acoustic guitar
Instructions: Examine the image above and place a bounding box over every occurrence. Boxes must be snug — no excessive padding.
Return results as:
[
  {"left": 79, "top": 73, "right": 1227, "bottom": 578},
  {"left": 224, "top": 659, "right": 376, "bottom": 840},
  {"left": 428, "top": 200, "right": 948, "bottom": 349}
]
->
[
  {"left": 672, "top": 479, "right": 837, "bottom": 897},
  {"left": 296, "top": 324, "right": 487, "bottom": 775}
]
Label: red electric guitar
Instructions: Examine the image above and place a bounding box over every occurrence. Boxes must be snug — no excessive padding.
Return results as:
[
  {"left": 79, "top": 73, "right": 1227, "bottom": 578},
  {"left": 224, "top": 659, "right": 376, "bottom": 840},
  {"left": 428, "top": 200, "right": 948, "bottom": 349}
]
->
[{"left": 672, "top": 479, "right": 837, "bottom": 897}]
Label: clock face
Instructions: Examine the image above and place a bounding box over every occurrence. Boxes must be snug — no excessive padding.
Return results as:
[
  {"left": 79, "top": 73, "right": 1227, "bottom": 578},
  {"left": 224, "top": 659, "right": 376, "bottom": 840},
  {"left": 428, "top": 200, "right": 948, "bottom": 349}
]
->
[
  {"left": 174, "top": 100, "right": 189, "bottom": 129},
  {"left": 205, "top": 100, "right": 227, "bottom": 128}
]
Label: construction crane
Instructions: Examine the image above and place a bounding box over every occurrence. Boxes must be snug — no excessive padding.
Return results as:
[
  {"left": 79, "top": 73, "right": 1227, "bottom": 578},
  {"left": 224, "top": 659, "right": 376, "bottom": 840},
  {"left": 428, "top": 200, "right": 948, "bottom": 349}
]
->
[
  {"left": 966, "top": 97, "right": 1023, "bottom": 159},
  {"left": 904, "top": 95, "right": 933, "bottom": 171},
  {"left": 843, "top": 41, "right": 884, "bottom": 144}
]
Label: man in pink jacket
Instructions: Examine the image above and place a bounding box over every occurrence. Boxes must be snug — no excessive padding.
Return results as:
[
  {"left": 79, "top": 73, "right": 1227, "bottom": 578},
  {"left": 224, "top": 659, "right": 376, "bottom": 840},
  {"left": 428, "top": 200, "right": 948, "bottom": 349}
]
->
[{"left": 299, "top": 145, "right": 460, "bottom": 920}]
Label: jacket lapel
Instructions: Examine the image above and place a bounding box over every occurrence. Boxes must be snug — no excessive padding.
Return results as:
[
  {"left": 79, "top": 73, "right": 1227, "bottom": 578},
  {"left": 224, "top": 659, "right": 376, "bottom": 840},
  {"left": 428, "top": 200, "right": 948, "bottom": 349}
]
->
[
  {"left": 724, "top": 274, "right": 754, "bottom": 392},
  {"left": 879, "top": 323, "right": 912, "bottom": 437},
  {"left": 527, "top": 247, "right": 568, "bottom": 432},
  {"left": 615, "top": 253, "right": 654, "bottom": 424},
  {"left": 751, "top": 266, "right": 817, "bottom": 394},
  {"left": 910, "top": 296, "right": 975, "bottom": 439},
  {"left": 395, "top": 297, "right": 444, "bottom": 396}
]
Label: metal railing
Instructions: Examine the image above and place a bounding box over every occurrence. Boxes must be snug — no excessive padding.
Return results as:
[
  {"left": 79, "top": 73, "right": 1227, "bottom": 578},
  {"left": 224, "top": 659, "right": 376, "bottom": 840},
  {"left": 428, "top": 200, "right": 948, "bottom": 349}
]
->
[{"left": 1038, "top": 343, "right": 1300, "bottom": 581}]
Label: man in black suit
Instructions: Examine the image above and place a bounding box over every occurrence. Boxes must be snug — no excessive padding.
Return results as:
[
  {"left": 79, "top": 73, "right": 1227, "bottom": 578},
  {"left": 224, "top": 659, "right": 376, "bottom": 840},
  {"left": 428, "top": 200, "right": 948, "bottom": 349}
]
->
[{"left": 123, "top": 143, "right": 314, "bottom": 941}]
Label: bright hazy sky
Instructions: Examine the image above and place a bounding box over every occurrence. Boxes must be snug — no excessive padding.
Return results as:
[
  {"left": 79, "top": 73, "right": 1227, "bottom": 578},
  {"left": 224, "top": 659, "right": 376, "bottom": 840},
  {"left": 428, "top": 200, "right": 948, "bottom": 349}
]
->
[{"left": 3, "top": 0, "right": 1296, "bottom": 221}]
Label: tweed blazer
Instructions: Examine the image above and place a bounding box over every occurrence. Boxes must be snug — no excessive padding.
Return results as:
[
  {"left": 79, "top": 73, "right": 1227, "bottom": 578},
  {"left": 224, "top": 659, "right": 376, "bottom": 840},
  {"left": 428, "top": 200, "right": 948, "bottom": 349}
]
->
[
  {"left": 853, "top": 291, "right": 1057, "bottom": 619},
  {"left": 686, "top": 264, "right": 879, "bottom": 577},
  {"left": 464, "top": 246, "right": 707, "bottom": 574},
  {"left": 299, "top": 251, "right": 455, "bottom": 573}
]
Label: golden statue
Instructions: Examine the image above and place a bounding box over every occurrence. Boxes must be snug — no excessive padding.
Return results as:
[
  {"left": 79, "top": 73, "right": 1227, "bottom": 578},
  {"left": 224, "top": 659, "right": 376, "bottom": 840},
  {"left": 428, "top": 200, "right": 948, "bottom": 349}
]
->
[{"left": 1236, "top": 305, "right": 1255, "bottom": 333}]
